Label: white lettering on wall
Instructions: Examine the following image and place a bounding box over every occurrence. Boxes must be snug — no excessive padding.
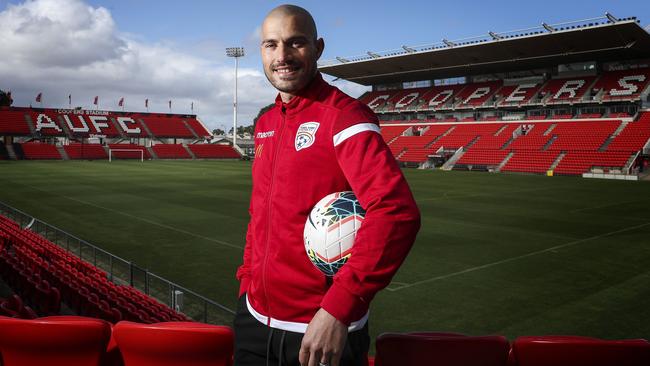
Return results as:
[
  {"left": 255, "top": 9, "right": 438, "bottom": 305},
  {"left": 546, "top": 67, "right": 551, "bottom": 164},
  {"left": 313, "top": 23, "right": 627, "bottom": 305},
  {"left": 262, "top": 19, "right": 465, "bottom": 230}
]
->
[
  {"left": 610, "top": 75, "right": 646, "bottom": 96},
  {"left": 428, "top": 89, "right": 454, "bottom": 107},
  {"left": 554, "top": 80, "right": 585, "bottom": 99},
  {"left": 62, "top": 115, "right": 89, "bottom": 133},
  {"left": 117, "top": 117, "right": 141, "bottom": 134},
  {"left": 395, "top": 92, "right": 420, "bottom": 108},
  {"left": 35, "top": 114, "right": 62, "bottom": 132},
  {"left": 89, "top": 116, "right": 109, "bottom": 133},
  {"left": 464, "top": 87, "right": 490, "bottom": 104},
  {"left": 505, "top": 83, "right": 537, "bottom": 102},
  {"left": 367, "top": 95, "right": 390, "bottom": 109}
]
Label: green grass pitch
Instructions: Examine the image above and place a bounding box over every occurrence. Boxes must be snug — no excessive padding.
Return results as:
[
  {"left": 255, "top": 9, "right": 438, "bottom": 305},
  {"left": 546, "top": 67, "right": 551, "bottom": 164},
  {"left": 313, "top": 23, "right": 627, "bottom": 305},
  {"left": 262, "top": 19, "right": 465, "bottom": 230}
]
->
[{"left": 1, "top": 160, "right": 649, "bottom": 344}]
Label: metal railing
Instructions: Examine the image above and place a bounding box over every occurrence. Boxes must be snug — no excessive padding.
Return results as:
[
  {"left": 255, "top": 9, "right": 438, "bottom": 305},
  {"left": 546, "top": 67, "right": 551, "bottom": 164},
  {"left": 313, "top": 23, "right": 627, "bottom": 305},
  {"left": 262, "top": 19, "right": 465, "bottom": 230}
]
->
[{"left": 0, "top": 201, "right": 235, "bottom": 325}]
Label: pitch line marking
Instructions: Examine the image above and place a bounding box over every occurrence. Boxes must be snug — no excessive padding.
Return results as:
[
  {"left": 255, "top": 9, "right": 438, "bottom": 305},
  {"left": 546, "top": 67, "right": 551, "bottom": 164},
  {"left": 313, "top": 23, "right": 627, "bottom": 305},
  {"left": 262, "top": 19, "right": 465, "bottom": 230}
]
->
[
  {"left": 387, "top": 221, "right": 650, "bottom": 292},
  {"left": 570, "top": 198, "right": 649, "bottom": 213},
  {"left": 9, "top": 180, "right": 244, "bottom": 250},
  {"left": 418, "top": 185, "right": 562, "bottom": 202}
]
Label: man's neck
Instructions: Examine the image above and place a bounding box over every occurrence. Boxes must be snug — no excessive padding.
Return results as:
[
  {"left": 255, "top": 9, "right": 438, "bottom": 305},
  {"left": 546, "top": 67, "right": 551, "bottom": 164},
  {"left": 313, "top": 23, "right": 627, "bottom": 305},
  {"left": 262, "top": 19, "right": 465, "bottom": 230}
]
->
[{"left": 279, "top": 92, "right": 295, "bottom": 103}]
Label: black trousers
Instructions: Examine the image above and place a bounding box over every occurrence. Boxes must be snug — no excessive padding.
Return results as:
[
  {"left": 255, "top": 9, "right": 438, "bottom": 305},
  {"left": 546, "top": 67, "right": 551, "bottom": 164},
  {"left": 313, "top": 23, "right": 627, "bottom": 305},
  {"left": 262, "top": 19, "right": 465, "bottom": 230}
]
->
[{"left": 233, "top": 295, "right": 370, "bottom": 366}]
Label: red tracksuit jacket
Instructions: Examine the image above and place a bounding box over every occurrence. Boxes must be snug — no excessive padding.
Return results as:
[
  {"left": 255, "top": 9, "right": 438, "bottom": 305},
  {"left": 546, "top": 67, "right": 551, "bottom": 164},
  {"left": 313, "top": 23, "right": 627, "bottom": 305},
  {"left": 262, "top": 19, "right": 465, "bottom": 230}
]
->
[{"left": 237, "top": 73, "right": 420, "bottom": 333}]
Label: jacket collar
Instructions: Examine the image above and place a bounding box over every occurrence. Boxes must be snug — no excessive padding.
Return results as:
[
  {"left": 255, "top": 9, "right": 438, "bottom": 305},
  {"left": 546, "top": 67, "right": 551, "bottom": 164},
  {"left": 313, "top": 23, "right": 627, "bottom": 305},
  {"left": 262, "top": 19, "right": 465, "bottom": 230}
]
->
[{"left": 274, "top": 73, "right": 329, "bottom": 113}]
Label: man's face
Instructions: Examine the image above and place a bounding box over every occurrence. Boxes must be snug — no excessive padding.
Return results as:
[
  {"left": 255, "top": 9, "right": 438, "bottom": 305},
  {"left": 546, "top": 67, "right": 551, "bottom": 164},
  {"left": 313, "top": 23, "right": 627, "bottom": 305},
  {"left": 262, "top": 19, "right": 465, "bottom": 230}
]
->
[{"left": 261, "top": 14, "right": 323, "bottom": 98}]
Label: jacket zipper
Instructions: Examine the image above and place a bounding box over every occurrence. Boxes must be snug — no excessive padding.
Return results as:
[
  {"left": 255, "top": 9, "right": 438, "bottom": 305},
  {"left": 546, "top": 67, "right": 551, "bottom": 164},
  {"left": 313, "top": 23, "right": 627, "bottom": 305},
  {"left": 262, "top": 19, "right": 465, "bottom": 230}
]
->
[{"left": 262, "top": 105, "right": 287, "bottom": 325}]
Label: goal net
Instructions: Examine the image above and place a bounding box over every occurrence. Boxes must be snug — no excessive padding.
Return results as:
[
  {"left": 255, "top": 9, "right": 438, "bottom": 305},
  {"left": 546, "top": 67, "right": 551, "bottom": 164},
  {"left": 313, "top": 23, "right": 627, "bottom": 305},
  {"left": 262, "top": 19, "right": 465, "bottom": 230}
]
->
[{"left": 109, "top": 149, "right": 144, "bottom": 162}]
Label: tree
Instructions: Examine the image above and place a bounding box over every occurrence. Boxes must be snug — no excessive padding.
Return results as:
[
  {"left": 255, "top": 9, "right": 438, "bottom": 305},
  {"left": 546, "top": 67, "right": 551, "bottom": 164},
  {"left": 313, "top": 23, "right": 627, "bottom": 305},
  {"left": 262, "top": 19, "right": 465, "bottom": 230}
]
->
[
  {"left": 229, "top": 125, "right": 254, "bottom": 136},
  {"left": 0, "top": 90, "right": 12, "bottom": 107},
  {"left": 212, "top": 128, "right": 225, "bottom": 135}
]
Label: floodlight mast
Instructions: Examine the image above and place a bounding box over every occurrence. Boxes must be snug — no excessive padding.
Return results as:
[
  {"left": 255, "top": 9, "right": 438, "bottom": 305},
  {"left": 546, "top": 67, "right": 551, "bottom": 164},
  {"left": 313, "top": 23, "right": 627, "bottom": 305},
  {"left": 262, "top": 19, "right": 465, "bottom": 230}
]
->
[{"left": 226, "top": 47, "right": 245, "bottom": 149}]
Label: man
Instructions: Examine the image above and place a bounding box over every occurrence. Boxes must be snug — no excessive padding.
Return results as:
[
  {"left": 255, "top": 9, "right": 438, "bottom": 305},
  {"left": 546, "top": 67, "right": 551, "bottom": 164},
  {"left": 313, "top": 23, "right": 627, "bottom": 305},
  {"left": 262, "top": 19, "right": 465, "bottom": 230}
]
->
[{"left": 234, "top": 5, "right": 420, "bottom": 366}]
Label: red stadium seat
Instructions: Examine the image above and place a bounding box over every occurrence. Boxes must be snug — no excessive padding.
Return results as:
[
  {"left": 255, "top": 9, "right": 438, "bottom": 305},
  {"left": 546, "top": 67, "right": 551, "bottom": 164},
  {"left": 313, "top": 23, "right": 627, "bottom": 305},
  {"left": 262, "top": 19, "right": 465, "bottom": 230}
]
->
[
  {"left": 113, "top": 321, "right": 234, "bottom": 366},
  {"left": 374, "top": 332, "right": 510, "bottom": 366},
  {"left": 0, "top": 315, "right": 112, "bottom": 366},
  {"left": 511, "top": 335, "right": 650, "bottom": 366}
]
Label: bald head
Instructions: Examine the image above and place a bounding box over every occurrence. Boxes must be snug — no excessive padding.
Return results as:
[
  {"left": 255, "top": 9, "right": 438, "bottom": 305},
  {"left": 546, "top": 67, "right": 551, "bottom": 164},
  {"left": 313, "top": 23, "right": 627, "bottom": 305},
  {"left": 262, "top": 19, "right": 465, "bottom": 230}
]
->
[
  {"left": 264, "top": 4, "right": 318, "bottom": 42},
  {"left": 260, "top": 4, "right": 324, "bottom": 102}
]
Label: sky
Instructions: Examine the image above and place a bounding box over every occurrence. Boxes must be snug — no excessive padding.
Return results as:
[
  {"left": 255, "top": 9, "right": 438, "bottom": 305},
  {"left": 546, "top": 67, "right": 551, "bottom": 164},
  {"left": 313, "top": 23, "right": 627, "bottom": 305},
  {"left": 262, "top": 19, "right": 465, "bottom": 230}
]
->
[{"left": 1, "top": 0, "right": 648, "bottom": 132}]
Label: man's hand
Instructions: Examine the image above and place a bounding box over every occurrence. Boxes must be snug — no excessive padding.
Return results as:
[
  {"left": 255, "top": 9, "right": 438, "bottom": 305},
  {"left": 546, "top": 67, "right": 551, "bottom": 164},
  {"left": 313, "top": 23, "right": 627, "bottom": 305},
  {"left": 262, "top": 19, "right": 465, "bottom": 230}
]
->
[{"left": 299, "top": 308, "right": 348, "bottom": 366}]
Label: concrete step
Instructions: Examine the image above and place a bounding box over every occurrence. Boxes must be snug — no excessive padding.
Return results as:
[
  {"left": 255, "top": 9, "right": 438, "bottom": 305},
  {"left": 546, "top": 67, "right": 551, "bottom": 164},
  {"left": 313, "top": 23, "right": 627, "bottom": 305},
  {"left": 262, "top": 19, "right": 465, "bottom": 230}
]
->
[
  {"left": 146, "top": 146, "right": 158, "bottom": 160},
  {"left": 56, "top": 145, "right": 70, "bottom": 160},
  {"left": 5, "top": 143, "right": 18, "bottom": 160},
  {"left": 496, "top": 151, "right": 515, "bottom": 172},
  {"left": 183, "top": 144, "right": 197, "bottom": 159}
]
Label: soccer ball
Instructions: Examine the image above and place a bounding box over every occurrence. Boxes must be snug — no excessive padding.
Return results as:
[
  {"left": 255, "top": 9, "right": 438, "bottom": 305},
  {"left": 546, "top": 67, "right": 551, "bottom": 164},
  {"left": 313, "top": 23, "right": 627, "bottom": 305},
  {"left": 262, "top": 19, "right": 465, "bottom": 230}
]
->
[{"left": 303, "top": 191, "right": 366, "bottom": 276}]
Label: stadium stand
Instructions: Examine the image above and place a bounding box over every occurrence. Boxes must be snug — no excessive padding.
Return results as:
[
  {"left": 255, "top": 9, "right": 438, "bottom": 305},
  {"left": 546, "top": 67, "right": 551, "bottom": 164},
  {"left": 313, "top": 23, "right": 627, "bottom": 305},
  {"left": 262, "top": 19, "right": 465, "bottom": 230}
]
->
[
  {"left": 141, "top": 116, "right": 195, "bottom": 138},
  {"left": 187, "top": 144, "right": 240, "bottom": 159},
  {"left": 0, "top": 107, "right": 32, "bottom": 135},
  {"left": 64, "top": 143, "right": 108, "bottom": 160},
  {"left": 498, "top": 150, "right": 560, "bottom": 174},
  {"left": 0, "top": 214, "right": 189, "bottom": 324},
  {"left": 497, "top": 81, "right": 544, "bottom": 107},
  {"left": 591, "top": 68, "right": 650, "bottom": 102},
  {"left": 17, "top": 142, "right": 62, "bottom": 160},
  {"left": 419, "top": 84, "right": 467, "bottom": 111},
  {"left": 151, "top": 144, "right": 192, "bottom": 159},
  {"left": 0, "top": 108, "right": 212, "bottom": 139},
  {"left": 536, "top": 76, "right": 597, "bottom": 105},
  {"left": 553, "top": 151, "right": 632, "bottom": 175},
  {"left": 382, "top": 88, "right": 430, "bottom": 112},
  {"left": 186, "top": 117, "right": 212, "bottom": 138},
  {"left": 606, "top": 112, "right": 650, "bottom": 152},
  {"left": 455, "top": 80, "right": 504, "bottom": 108}
]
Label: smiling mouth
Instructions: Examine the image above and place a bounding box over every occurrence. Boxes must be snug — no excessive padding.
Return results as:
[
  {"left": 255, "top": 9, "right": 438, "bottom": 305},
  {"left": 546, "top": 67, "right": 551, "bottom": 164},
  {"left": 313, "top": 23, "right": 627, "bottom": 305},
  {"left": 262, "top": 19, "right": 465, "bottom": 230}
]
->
[{"left": 273, "top": 65, "right": 301, "bottom": 78}]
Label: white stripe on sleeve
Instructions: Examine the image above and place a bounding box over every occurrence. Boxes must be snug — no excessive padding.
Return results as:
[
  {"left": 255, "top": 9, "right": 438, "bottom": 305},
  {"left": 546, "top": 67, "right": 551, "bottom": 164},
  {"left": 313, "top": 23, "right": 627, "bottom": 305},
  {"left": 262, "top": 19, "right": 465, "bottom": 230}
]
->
[{"left": 333, "top": 123, "right": 381, "bottom": 147}]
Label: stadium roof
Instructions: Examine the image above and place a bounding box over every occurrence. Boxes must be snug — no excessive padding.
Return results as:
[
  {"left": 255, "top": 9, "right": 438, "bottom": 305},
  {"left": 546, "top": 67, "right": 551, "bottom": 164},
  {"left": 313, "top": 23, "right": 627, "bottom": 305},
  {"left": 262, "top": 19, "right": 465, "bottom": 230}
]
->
[{"left": 318, "top": 15, "right": 650, "bottom": 86}]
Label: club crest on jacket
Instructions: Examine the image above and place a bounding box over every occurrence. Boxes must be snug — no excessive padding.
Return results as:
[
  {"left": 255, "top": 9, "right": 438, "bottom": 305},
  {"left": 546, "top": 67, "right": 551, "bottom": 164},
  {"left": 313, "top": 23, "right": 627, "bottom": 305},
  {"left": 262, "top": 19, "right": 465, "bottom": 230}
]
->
[{"left": 295, "top": 122, "right": 320, "bottom": 151}]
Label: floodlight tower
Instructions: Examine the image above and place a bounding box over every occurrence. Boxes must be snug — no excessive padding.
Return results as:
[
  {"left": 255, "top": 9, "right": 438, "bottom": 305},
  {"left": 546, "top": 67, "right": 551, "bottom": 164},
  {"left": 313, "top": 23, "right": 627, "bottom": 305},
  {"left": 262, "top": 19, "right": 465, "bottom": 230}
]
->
[{"left": 226, "top": 47, "right": 245, "bottom": 149}]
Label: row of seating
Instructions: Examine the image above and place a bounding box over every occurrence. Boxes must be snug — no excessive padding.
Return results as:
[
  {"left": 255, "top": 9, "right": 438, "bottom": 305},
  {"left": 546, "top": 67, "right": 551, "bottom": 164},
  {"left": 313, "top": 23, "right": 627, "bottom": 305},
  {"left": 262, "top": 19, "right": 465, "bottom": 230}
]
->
[
  {"left": 0, "top": 318, "right": 648, "bottom": 366},
  {"left": 0, "top": 316, "right": 234, "bottom": 366},
  {"left": 381, "top": 112, "right": 650, "bottom": 174},
  {"left": 0, "top": 107, "right": 212, "bottom": 138},
  {"left": 381, "top": 111, "right": 631, "bottom": 124},
  {"left": 372, "top": 332, "right": 650, "bottom": 366},
  {"left": 0, "top": 215, "right": 188, "bottom": 324},
  {"left": 361, "top": 68, "right": 650, "bottom": 112},
  {"left": 9, "top": 142, "right": 240, "bottom": 160},
  {"left": 0, "top": 294, "right": 37, "bottom": 319}
]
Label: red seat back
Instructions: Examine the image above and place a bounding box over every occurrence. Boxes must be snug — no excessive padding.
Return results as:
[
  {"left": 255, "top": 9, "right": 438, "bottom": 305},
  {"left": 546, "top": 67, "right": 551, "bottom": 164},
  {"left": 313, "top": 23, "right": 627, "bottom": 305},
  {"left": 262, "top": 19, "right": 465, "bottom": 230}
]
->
[
  {"left": 113, "top": 321, "right": 233, "bottom": 366},
  {"left": 375, "top": 332, "right": 510, "bottom": 366},
  {"left": 0, "top": 315, "right": 111, "bottom": 366},
  {"left": 511, "top": 336, "right": 650, "bottom": 366}
]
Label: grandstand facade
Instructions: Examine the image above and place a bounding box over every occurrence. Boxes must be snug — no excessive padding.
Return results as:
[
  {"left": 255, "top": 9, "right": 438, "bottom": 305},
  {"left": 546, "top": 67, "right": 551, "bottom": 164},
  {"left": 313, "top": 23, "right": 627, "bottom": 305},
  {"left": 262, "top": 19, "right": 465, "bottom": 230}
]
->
[
  {"left": 0, "top": 107, "right": 241, "bottom": 160},
  {"left": 320, "top": 15, "right": 650, "bottom": 177}
]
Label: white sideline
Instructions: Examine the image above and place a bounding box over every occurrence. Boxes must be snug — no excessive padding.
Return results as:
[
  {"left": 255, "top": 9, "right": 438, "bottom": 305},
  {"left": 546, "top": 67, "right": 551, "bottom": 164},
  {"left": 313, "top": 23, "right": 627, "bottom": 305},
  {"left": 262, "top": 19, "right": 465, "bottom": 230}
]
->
[{"left": 387, "top": 221, "right": 650, "bottom": 292}]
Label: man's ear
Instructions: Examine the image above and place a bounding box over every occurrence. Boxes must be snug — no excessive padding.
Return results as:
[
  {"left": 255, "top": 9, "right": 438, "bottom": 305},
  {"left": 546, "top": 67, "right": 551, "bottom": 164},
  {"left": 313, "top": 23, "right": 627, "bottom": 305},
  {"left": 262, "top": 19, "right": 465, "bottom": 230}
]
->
[{"left": 316, "top": 38, "right": 324, "bottom": 59}]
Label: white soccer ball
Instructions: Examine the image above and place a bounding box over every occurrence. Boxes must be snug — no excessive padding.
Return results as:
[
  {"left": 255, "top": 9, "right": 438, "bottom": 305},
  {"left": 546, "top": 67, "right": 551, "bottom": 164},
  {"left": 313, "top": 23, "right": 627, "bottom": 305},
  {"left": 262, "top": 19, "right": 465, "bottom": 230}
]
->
[{"left": 303, "top": 191, "right": 366, "bottom": 276}]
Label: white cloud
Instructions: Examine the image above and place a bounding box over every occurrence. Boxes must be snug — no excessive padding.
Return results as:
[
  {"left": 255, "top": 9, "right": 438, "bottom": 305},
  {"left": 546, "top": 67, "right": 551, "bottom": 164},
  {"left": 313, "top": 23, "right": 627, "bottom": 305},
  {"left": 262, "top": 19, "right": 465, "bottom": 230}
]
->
[{"left": 0, "top": 0, "right": 276, "bottom": 131}]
